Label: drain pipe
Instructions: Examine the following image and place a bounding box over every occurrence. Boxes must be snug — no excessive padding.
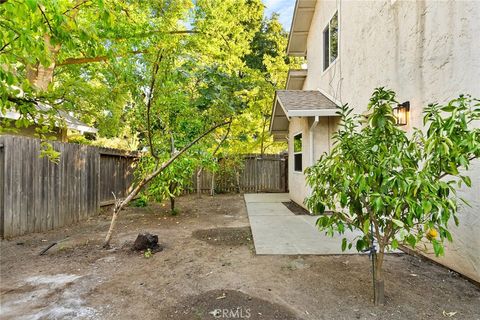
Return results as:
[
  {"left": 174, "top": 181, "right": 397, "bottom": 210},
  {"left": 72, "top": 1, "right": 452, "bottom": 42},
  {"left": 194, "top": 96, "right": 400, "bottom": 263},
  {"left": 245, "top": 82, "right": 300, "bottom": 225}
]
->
[
  {"left": 309, "top": 116, "right": 319, "bottom": 166},
  {"left": 307, "top": 116, "right": 320, "bottom": 212}
]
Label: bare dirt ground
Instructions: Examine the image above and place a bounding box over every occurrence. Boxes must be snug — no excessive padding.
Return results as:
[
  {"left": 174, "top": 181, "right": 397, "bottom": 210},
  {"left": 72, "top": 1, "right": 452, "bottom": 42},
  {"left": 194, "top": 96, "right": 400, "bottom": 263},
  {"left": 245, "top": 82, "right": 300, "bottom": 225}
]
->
[{"left": 1, "top": 194, "right": 479, "bottom": 320}]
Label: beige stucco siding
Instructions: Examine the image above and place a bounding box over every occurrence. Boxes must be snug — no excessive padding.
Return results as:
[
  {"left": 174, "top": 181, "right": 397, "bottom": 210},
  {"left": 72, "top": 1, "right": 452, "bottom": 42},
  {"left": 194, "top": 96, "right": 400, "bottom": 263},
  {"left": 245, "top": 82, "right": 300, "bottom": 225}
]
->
[
  {"left": 290, "top": 0, "right": 480, "bottom": 281},
  {"left": 288, "top": 116, "right": 338, "bottom": 208},
  {"left": 288, "top": 117, "right": 310, "bottom": 207},
  {"left": 305, "top": 0, "right": 480, "bottom": 125}
]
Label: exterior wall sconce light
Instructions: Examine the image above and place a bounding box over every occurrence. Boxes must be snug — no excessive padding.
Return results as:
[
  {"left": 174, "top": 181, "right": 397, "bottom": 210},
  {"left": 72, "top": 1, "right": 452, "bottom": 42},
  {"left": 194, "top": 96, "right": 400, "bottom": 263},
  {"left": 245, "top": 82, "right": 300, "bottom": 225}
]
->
[{"left": 394, "top": 101, "right": 410, "bottom": 126}]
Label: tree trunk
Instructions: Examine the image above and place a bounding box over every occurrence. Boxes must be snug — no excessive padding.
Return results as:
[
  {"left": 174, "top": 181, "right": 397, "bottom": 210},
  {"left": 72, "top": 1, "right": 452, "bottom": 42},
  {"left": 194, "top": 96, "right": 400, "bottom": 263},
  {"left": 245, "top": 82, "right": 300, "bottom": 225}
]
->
[
  {"left": 169, "top": 195, "right": 175, "bottom": 212},
  {"left": 196, "top": 167, "right": 203, "bottom": 198},
  {"left": 27, "top": 34, "right": 60, "bottom": 91},
  {"left": 374, "top": 249, "right": 385, "bottom": 305},
  {"left": 210, "top": 171, "right": 215, "bottom": 196},
  {"left": 168, "top": 182, "right": 177, "bottom": 212},
  {"left": 260, "top": 116, "right": 267, "bottom": 156},
  {"left": 235, "top": 169, "right": 241, "bottom": 193}
]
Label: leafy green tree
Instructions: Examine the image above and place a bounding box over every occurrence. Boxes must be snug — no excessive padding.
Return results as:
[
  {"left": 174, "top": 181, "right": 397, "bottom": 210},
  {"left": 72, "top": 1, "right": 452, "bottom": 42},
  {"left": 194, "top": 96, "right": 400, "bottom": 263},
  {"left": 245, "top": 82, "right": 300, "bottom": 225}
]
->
[
  {"left": 1, "top": 0, "right": 192, "bottom": 137},
  {"left": 1, "top": 0, "right": 295, "bottom": 246},
  {"left": 138, "top": 155, "right": 197, "bottom": 214},
  {"left": 305, "top": 88, "right": 480, "bottom": 305},
  {"left": 225, "top": 14, "right": 299, "bottom": 156},
  {"left": 102, "top": 0, "right": 268, "bottom": 246}
]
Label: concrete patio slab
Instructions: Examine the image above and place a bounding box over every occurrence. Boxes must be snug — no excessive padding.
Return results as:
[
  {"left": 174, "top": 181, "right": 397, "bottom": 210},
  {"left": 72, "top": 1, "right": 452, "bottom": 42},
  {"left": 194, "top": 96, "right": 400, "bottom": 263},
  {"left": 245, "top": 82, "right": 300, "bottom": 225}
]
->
[
  {"left": 244, "top": 193, "right": 290, "bottom": 203},
  {"left": 245, "top": 193, "right": 364, "bottom": 255},
  {"left": 246, "top": 202, "right": 293, "bottom": 216}
]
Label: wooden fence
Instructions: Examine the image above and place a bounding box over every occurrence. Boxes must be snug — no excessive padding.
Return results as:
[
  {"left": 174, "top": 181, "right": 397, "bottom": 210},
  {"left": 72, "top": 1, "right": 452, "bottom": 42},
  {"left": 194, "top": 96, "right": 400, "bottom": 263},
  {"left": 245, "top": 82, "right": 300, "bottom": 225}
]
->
[
  {"left": 193, "top": 154, "right": 288, "bottom": 194},
  {"left": 0, "top": 135, "right": 137, "bottom": 238}
]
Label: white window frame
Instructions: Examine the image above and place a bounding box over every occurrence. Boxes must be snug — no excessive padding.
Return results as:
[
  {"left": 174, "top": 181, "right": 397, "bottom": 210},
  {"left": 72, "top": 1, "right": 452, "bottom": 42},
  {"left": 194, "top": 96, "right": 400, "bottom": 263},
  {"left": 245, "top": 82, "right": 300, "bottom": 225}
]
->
[
  {"left": 293, "top": 132, "right": 303, "bottom": 173},
  {"left": 323, "top": 11, "right": 339, "bottom": 71}
]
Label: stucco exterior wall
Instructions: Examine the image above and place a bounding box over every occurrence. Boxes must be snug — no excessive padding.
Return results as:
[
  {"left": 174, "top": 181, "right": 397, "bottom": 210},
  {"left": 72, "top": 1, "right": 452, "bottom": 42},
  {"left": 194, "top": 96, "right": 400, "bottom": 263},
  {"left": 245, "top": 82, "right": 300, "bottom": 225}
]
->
[
  {"left": 288, "top": 116, "right": 338, "bottom": 209},
  {"left": 294, "top": 0, "right": 480, "bottom": 282},
  {"left": 288, "top": 117, "right": 310, "bottom": 207}
]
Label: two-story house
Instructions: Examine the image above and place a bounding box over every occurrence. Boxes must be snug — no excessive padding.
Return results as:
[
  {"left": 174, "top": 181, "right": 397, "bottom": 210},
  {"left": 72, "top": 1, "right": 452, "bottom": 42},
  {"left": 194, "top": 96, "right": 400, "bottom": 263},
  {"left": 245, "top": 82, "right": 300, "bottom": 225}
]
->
[{"left": 270, "top": 0, "right": 480, "bottom": 282}]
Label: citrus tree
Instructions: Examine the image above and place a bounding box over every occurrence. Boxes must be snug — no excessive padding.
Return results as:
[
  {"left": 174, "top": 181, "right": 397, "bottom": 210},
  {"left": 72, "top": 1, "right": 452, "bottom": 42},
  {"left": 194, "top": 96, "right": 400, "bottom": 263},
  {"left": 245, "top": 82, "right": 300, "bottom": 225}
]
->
[{"left": 305, "top": 88, "right": 480, "bottom": 305}]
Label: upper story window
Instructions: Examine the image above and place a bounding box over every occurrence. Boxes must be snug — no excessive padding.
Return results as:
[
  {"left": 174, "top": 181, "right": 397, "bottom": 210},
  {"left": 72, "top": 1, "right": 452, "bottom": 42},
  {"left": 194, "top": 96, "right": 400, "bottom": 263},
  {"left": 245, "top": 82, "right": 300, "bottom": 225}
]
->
[
  {"left": 293, "top": 133, "right": 302, "bottom": 172},
  {"left": 323, "top": 11, "right": 338, "bottom": 71}
]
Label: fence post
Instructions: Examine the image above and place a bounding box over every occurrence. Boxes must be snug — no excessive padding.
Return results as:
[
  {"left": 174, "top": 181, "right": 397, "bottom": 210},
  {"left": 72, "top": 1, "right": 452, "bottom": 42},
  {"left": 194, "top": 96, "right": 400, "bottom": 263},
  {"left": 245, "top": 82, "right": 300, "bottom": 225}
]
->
[
  {"left": 254, "top": 156, "right": 258, "bottom": 193},
  {"left": 0, "top": 139, "right": 4, "bottom": 238}
]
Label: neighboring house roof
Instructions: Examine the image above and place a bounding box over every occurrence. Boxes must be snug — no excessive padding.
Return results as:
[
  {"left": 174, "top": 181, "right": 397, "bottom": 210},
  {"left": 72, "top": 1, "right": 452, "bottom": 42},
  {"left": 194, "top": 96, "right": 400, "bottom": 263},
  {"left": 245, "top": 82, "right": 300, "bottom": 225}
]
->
[
  {"left": 286, "top": 0, "right": 317, "bottom": 57},
  {"left": 1, "top": 102, "right": 98, "bottom": 134},
  {"left": 270, "top": 90, "right": 338, "bottom": 141},
  {"left": 285, "top": 69, "right": 307, "bottom": 90}
]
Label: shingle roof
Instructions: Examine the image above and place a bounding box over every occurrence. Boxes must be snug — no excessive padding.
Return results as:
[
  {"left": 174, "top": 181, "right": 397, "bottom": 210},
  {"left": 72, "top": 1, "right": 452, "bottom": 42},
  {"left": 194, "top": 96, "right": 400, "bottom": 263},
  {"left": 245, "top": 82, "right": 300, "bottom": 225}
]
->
[
  {"left": 269, "top": 90, "right": 339, "bottom": 141},
  {"left": 1, "top": 102, "right": 98, "bottom": 134},
  {"left": 276, "top": 90, "right": 337, "bottom": 111}
]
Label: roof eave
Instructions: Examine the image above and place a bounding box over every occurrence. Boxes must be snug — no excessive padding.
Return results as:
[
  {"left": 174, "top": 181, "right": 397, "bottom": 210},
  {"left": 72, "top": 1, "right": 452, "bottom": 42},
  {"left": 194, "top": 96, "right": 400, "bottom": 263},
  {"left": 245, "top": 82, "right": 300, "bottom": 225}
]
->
[
  {"left": 286, "top": 0, "right": 317, "bottom": 57},
  {"left": 285, "top": 69, "right": 308, "bottom": 90},
  {"left": 269, "top": 93, "right": 291, "bottom": 135},
  {"left": 287, "top": 109, "right": 338, "bottom": 117}
]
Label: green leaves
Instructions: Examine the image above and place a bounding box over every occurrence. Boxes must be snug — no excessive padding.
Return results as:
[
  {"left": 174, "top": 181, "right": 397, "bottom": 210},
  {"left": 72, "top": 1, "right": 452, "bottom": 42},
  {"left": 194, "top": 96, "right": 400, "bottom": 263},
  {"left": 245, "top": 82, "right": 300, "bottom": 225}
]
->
[
  {"left": 25, "top": 0, "right": 37, "bottom": 11},
  {"left": 315, "top": 202, "right": 326, "bottom": 215},
  {"left": 391, "top": 219, "right": 404, "bottom": 228},
  {"left": 362, "top": 220, "right": 370, "bottom": 234},
  {"left": 422, "top": 200, "right": 432, "bottom": 214},
  {"left": 306, "top": 88, "right": 478, "bottom": 265},
  {"left": 432, "top": 240, "right": 445, "bottom": 257}
]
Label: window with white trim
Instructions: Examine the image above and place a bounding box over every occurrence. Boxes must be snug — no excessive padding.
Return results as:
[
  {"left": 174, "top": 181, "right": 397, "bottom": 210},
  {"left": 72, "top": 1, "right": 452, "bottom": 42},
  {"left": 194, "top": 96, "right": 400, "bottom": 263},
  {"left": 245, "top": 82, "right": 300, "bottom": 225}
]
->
[
  {"left": 293, "top": 133, "right": 302, "bottom": 172},
  {"left": 323, "top": 11, "right": 338, "bottom": 70}
]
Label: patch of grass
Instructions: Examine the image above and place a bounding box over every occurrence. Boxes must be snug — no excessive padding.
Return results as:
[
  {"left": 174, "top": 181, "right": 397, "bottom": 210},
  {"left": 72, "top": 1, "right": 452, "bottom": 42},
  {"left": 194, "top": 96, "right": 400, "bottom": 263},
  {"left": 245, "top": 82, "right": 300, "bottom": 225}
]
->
[{"left": 131, "top": 196, "right": 148, "bottom": 207}]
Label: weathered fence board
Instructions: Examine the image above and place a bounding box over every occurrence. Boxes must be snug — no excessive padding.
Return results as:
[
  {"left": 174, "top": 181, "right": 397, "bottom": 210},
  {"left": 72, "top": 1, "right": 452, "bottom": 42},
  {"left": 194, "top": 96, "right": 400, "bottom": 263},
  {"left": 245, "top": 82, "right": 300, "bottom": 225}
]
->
[
  {"left": 0, "top": 135, "right": 285, "bottom": 237},
  {"left": 192, "top": 154, "right": 288, "bottom": 194},
  {"left": 99, "top": 154, "right": 136, "bottom": 205},
  {"left": 0, "top": 135, "right": 137, "bottom": 238}
]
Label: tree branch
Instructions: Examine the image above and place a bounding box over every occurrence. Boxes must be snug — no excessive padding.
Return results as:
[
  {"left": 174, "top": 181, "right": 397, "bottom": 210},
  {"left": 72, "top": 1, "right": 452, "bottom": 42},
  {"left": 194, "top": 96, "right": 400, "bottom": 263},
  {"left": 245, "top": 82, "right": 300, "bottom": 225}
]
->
[
  {"left": 56, "top": 50, "right": 148, "bottom": 66},
  {"left": 37, "top": 5, "right": 54, "bottom": 35},
  {"left": 437, "top": 155, "right": 478, "bottom": 180},
  {"left": 146, "top": 49, "right": 163, "bottom": 160},
  {"left": 111, "top": 29, "right": 199, "bottom": 40},
  {"left": 0, "top": 35, "right": 18, "bottom": 53},
  {"left": 103, "top": 120, "right": 232, "bottom": 247},
  {"left": 212, "top": 120, "right": 232, "bottom": 156},
  {"left": 62, "top": 0, "right": 91, "bottom": 15}
]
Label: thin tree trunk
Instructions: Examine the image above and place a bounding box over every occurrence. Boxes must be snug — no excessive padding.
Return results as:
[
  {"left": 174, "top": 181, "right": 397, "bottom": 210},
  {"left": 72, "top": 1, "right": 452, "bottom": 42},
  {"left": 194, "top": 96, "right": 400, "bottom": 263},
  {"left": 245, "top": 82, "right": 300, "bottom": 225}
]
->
[
  {"left": 260, "top": 115, "right": 267, "bottom": 156},
  {"left": 196, "top": 167, "right": 203, "bottom": 198},
  {"left": 103, "top": 121, "right": 230, "bottom": 248},
  {"left": 168, "top": 133, "right": 176, "bottom": 212},
  {"left": 235, "top": 170, "right": 241, "bottom": 193},
  {"left": 203, "top": 121, "right": 231, "bottom": 198},
  {"left": 169, "top": 182, "right": 177, "bottom": 212},
  {"left": 210, "top": 172, "right": 215, "bottom": 196},
  {"left": 374, "top": 248, "right": 386, "bottom": 305}
]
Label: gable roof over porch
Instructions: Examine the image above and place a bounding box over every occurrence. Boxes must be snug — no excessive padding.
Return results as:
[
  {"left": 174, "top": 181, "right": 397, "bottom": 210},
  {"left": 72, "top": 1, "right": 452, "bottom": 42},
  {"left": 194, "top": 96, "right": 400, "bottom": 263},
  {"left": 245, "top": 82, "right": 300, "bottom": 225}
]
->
[{"left": 269, "top": 90, "right": 338, "bottom": 141}]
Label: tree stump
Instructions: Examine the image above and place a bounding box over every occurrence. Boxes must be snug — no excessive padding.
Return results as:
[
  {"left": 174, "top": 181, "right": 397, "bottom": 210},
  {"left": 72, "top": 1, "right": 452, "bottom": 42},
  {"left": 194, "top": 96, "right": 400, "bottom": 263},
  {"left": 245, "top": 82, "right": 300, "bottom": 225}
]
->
[{"left": 132, "top": 233, "right": 163, "bottom": 252}]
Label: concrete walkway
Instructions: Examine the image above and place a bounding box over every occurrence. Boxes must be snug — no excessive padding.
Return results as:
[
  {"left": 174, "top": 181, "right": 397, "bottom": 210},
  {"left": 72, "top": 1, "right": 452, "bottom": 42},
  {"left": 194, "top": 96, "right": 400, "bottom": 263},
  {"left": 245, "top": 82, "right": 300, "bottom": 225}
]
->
[{"left": 245, "top": 193, "right": 364, "bottom": 255}]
